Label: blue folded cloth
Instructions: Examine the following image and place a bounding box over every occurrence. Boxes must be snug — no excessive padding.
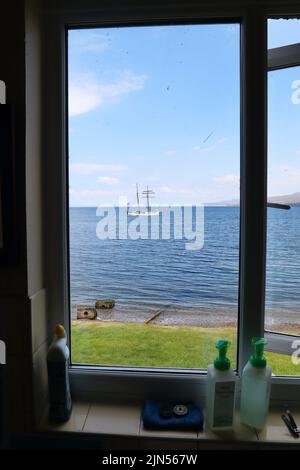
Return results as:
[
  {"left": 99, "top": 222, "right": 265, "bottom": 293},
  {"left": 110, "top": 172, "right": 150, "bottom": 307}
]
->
[{"left": 142, "top": 400, "right": 203, "bottom": 431}]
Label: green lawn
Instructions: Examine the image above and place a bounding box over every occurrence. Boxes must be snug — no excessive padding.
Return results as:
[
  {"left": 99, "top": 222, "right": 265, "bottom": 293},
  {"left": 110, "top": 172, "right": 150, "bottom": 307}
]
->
[{"left": 71, "top": 320, "right": 300, "bottom": 376}]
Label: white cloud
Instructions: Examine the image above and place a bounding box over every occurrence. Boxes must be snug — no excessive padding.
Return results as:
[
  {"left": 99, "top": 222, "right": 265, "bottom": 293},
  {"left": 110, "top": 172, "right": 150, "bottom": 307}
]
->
[
  {"left": 70, "top": 163, "right": 125, "bottom": 174},
  {"left": 159, "top": 186, "right": 191, "bottom": 194},
  {"left": 268, "top": 165, "right": 300, "bottom": 196},
  {"left": 164, "top": 149, "right": 177, "bottom": 156},
  {"left": 69, "top": 188, "right": 116, "bottom": 197},
  {"left": 70, "top": 31, "right": 111, "bottom": 53},
  {"left": 193, "top": 144, "right": 216, "bottom": 153},
  {"left": 160, "top": 186, "right": 174, "bottom": 193},
  {"left": 69, "top": 187, "right": 135, "bottom": 206},
  {"left": 98, "top": 176, "right": 120, "bottom": 185},
  {"left": 213, "top": 174, "right": 240, "bottom": 184},
  {"left": 69, "top": 83, "right": 100, "bottom": 117},
  {"left": 69, "top": 72, "right": 147, "bottom": 117}
]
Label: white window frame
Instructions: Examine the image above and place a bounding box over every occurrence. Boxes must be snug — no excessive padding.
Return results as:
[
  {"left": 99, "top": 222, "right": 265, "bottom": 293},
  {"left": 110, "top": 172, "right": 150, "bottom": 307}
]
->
[{"left": 43, "top": 1, "right": 300, "bottom": 405}]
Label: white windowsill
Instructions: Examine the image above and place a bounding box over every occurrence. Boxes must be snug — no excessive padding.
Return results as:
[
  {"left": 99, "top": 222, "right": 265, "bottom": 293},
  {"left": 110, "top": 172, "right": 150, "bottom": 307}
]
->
[{"left": 38, "top": 401, "right": 300, "bottom": 448}]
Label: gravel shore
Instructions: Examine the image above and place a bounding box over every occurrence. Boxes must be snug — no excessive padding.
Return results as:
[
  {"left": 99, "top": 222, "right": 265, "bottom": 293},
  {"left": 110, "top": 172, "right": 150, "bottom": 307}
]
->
[{"left": 72, "top": 302, "right": 300, "bottom": 329}]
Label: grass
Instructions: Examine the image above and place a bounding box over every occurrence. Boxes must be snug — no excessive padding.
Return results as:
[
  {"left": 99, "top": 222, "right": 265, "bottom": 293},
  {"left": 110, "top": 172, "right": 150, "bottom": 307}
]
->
[{"left": 71, "top": 320, "right": 300, "bottom": 376}]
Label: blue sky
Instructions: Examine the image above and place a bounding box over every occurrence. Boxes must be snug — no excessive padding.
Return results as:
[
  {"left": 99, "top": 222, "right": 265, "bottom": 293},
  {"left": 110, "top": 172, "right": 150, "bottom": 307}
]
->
[{"left": 68, "top": 19, "right": 300, "bottom": 206}]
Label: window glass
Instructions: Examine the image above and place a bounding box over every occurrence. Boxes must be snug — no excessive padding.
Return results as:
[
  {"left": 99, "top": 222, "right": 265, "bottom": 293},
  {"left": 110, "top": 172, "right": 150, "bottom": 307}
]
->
[
  {"left": 266, "top": 19, "right": 300, "bottom": 376},
  {"left": 68, "top": 24, "right": 240, "bottom": 369},
  {"left": 268, "top": 18, "right": 300, "bottom": 49}
]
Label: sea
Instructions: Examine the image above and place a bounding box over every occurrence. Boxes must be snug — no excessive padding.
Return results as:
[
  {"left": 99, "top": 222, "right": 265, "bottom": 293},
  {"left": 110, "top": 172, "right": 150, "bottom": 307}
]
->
[{"left": 69, "top": 206, "right": 300, "bottom": 326}]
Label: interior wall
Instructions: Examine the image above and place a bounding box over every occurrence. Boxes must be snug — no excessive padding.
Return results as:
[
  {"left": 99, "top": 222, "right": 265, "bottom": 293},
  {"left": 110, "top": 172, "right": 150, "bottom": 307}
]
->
[
  {"left": 26, "top": 0, "right": 44, "bottom": 299},
  {"left": 0, "top": 0, "right": 34, "bottom": 435},
  {"left": 25, "top": 0, "right": 50, "bottom": 428},
  {"left": 0, "top": 0, "right": 50, "bottom": 438},
  {"left": 0, "top": 5, "right": 27, "bottom": 297}
]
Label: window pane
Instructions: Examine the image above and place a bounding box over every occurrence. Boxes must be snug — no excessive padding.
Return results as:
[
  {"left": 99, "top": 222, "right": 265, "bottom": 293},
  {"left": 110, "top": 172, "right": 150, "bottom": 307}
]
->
[
  {"left": 268, "top": 18, "right": 300, "bottom": 49},
  {"left": 266, "top": 17, "right": 300, "bottom": 375},
  {"left": 68, "top": 24, "right": 240, "bottom": 369},
  {"left": 267, "top": 66, "right": 300, "bottom": 333}
]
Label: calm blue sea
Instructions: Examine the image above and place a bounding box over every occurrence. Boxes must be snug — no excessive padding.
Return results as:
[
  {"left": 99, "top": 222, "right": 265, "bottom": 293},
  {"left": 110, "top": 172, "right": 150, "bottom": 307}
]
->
[{"left": 69, "top": 206, "right": 300, "bottom": 319}]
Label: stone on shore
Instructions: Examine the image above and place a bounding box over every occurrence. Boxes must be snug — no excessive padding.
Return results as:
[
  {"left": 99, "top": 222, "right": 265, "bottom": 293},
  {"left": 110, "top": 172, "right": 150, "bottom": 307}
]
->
[
  {"left": 77, "top": 307, "right": 97, "bottom": 320},
  {"left": 95, "top": 299, "right": 115, "bottom": 309}
]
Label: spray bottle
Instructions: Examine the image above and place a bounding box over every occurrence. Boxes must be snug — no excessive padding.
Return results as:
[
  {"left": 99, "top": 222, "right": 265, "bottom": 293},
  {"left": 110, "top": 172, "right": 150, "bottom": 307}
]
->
[
  {"left": 240, "top": 337, "right": 272, "bottom": 430},
  {"left": 47, "top": 324, "right": 72, "bottom": 422},
  {"left": 206, "top": 340, "right": 236, "bottom": 430}
]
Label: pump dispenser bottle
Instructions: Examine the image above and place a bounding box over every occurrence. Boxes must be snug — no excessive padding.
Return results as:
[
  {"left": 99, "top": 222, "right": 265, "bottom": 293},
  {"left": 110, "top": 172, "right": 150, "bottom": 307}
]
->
[
  {"left": 206, "top": 340, "right": 236, "bottom": 430},
  {"left": 240, "top": 337, "right": 272, "bottom": 430}
]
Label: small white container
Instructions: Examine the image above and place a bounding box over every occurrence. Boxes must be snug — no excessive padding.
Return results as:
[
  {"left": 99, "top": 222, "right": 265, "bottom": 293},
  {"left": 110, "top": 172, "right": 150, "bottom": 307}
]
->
[
  {"left": 206, "top": 340, "right": 236, "bottom": 430},
  {"left": 240, "top": 337, "right": 272, "bottom": 431}
]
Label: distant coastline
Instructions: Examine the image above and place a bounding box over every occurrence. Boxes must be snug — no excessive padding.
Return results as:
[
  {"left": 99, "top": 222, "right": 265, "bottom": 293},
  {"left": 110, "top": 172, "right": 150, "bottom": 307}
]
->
[
  {"left": 69, "top": 191, "right": 300, "bottom": 209},
  {"left": 206, "top": 191, "right": 300, "bottom": 207}
]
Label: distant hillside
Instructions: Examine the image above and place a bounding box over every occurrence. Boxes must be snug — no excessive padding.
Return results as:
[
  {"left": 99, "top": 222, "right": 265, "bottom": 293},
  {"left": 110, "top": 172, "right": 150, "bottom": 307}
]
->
[
  {"left": 206, "top": 199, "right": 238, "bottom": 206},
  {"left": 268, "top": 192, "right": 300, "bottom": 205},
  {"left": 207, "top": 192, "right": 300, "bottom": 206}
]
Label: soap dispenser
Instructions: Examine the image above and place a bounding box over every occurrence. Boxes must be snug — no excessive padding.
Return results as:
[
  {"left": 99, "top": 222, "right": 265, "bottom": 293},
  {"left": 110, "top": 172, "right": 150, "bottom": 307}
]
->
[
  {"left": 206, "top": 339, "right": 236, "bottom": 430},
  {"left": 240, "top": 337, "right": 272, "bottom": 430}
]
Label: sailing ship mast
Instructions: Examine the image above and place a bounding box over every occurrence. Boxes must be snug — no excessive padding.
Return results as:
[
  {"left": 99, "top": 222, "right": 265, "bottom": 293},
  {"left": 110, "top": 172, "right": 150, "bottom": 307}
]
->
[
  {"left": 142, "top": 186, "right": 155, "bottom": 213},
  {"left": 128, "top": 184, "right": 159, "bottom": 216},
  {"left": 136, "top": 183, "right": 140, "bottom": 214}
]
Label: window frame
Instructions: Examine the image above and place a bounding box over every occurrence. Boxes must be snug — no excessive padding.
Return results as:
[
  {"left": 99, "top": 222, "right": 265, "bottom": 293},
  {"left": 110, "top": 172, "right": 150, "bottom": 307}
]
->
[{"left": 43, "top": 1, "right": 300, "bottom": 404}]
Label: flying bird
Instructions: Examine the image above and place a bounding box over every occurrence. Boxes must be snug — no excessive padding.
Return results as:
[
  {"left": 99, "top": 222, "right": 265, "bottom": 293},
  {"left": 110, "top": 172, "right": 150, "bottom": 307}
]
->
[{"left": 203, "top": 131, "right": 214, "bottom": 143}]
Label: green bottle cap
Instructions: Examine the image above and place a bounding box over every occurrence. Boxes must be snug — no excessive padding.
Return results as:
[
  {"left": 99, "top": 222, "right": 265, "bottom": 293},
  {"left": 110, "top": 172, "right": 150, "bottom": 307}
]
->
[
  {"left": 214, "top": 339, "right": 231, "bottom": 371},
  {"left": 250, "top": 337, "right": 268, "bottom": 368}
]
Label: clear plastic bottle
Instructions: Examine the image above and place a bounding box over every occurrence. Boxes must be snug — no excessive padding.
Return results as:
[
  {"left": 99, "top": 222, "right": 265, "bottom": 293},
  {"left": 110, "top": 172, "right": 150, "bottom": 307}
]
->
[
  {"left": 47, "top": 324, "right": 72, "bottom": 422},
  {"left": 240, "top": 337, "right": 272, "bottom": 431},
  {"left": 206, "top": 340, "right": 236, "bottom": 430}
]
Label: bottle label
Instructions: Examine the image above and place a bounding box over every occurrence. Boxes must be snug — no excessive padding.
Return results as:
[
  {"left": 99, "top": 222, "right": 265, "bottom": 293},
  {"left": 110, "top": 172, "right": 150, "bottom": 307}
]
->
[
  {"left": 213, "top": 381, "right": 235, "bottom": 427},
  {"left": 48, "top": 361, "right": 72, "bottom": 421}
]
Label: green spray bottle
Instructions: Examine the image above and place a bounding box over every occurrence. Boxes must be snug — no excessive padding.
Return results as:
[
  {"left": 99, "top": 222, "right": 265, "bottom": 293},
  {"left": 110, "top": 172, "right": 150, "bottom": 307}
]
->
[{"left": 240, "top": 337, "right": 272, "bottom": 430}]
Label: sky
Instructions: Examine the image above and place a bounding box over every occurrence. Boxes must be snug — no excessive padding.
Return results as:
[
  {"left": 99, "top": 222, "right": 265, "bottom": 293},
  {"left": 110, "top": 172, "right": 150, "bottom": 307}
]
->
[{"left": 68, "top": 19, "right": 300, "bottom": 207}]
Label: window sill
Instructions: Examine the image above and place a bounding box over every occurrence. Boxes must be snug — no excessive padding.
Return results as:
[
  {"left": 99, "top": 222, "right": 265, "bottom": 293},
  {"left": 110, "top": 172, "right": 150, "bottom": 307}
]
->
[{"left": 38, "top": 401, "right": 300, "bottom": 449}]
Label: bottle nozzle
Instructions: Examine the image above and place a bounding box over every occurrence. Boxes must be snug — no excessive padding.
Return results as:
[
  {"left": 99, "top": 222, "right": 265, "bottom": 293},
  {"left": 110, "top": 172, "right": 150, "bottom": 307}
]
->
[
  {"left": 250, "top": 337, "right": 268, "bottom": 368},
  {"left": 214, "top": 339, "right": 231, "bottom": 370}
]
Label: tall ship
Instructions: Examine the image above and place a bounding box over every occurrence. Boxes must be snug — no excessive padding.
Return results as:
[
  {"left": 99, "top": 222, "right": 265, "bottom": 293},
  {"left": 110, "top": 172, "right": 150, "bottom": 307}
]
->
[{"left": 127, "top": 184, "right": 159, "bottom": 216}]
